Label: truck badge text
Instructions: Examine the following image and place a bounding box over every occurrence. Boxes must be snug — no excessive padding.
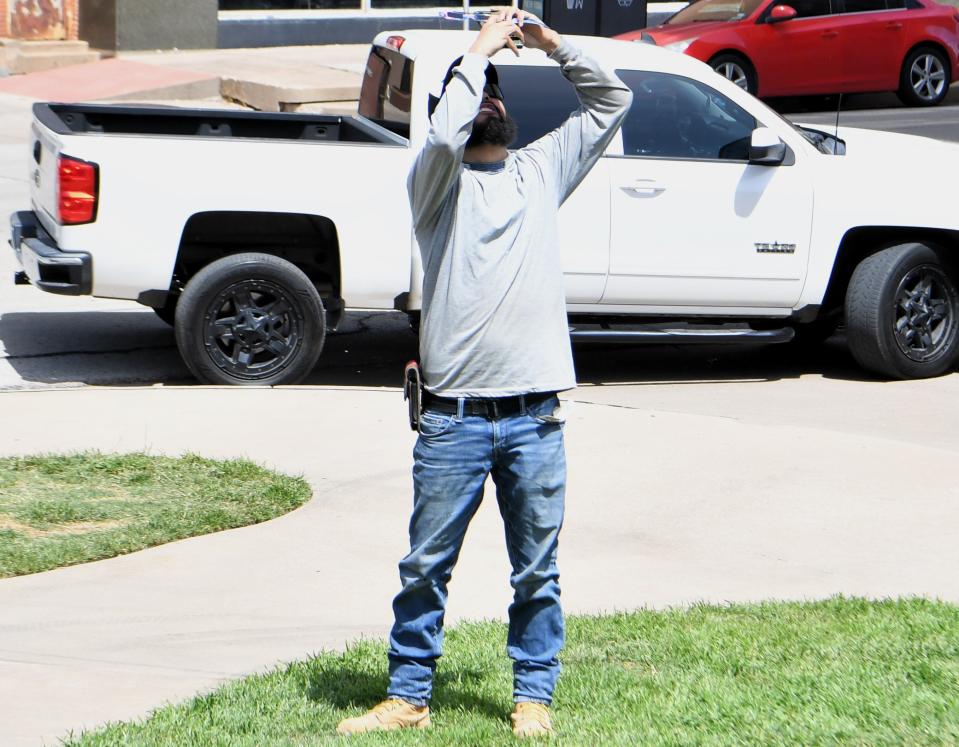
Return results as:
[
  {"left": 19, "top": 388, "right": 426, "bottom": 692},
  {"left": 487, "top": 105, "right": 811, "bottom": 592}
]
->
[{"left": 755, "top": 242, "right": 796, "bottom": 254}]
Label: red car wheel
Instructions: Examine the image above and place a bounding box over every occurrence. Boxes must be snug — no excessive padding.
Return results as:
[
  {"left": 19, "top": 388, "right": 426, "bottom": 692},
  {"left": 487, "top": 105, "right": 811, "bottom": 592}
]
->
[
  {"left": 898, "top": 46, "right": 951, "bottom": 107},
  {"left": 709, "top": 53, "right": 758, "bottom": 96}
]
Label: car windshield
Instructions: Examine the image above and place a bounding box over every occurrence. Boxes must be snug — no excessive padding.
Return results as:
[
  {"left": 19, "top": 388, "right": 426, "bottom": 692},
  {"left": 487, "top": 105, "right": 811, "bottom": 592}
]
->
[{"left": 667, "top": 0, "right": 767, "bottom": 24}]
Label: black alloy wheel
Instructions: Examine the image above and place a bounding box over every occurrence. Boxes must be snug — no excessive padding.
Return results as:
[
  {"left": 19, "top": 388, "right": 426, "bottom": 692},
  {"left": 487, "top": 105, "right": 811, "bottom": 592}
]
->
[
  {"left": 175, "top": 253, "right": 326, "bottom": 386},
  {"left": 845, "top": 243, "right": 959, "bottom": 379},
  {"left": 204, "top": 280, "right": 302, "bottom": 380},
  {"left": 891, "top": 265, "right": 957, "bottom": 364}
]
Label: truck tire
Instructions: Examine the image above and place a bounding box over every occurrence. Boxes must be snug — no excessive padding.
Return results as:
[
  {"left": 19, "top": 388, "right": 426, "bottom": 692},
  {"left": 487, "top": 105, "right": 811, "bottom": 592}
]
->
[
  {"left": 845, "top": 243, "right": 959, "bottom": 379},
  {"left": 174, "top": 253, "right": 326, "bottom": 386}
]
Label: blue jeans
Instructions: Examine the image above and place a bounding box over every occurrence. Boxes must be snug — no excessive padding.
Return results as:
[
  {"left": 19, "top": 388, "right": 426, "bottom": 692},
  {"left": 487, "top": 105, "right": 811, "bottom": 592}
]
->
[{"left": 387, "top": 394, "right": 567, "bottom": 707}]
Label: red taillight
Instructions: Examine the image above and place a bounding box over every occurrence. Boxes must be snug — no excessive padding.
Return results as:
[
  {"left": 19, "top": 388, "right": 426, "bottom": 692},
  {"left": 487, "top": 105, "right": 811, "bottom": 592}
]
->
[
  {"left": 386, "top": 35, "right": 405, "bottom": 51},
  {"left": 58, "top": 155, "right": 98, "bottom": 225}
]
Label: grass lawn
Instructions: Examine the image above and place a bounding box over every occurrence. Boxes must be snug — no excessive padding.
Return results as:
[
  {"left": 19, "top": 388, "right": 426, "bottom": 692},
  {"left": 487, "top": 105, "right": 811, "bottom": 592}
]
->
[
  {"left": 0, "top": 452, "right": 311, "bottom": 578},
  {"left": 67, "top": 597, "right": 959, "bottom": 746}
]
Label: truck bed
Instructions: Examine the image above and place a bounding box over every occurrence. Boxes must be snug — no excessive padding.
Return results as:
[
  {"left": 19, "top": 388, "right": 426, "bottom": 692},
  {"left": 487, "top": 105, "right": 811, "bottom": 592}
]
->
[{"left": 33, "top": 103, "right": 407, "bottom": 146}]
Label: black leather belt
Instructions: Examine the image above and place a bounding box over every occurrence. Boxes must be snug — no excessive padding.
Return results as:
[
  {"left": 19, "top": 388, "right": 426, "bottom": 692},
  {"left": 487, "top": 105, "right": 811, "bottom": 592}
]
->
[{"left": 422, "top": 391, "right": 555, "bottom": 419}]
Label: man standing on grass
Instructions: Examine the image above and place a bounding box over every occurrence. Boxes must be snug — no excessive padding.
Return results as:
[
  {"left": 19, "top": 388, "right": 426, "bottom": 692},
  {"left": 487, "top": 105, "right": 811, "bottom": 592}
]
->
[{"left": 337, "top": 7, "right": 631, "bottom": 738}]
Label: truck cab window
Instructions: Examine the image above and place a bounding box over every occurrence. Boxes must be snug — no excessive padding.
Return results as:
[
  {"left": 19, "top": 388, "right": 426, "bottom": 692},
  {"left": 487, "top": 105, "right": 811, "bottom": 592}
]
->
[
  {"left": 496, "top": 65, "right": 582, "bottom": 149},
  {"left": 616, "top": 70, "right": 757, "bottom": 161},
  {"left": 358, "top": 48, "right": 412, "bottom": 138}
]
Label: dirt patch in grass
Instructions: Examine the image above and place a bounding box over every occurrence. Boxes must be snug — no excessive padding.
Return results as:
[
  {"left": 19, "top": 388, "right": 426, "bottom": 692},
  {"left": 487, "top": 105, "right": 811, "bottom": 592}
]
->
[{"left": 0, "top": 453, "right": 312, "bottom": 578}]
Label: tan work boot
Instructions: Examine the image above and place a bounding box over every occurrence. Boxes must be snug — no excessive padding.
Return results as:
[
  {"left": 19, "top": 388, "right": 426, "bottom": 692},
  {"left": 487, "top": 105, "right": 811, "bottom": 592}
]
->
[
  {"left": 511, "top": 701, "right": 554, "bottom": 738},
  {"left": 336, "top": 698, "right": 431, "bottom": 735}
]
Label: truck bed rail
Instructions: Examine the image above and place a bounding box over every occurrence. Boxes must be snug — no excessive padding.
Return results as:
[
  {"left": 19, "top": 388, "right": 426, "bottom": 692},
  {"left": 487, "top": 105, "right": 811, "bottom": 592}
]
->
[{"left": 33, "top": 103, "right": 407, "bottom": 146}]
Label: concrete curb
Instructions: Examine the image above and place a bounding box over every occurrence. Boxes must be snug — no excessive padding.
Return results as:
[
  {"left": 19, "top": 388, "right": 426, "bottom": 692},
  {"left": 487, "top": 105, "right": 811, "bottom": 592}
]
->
[
  {"left": 106, "top": 76, "right": 222, "bottom": 103},
  {"left": 221, "top": 73, "right": 360, "bottom": 112}
]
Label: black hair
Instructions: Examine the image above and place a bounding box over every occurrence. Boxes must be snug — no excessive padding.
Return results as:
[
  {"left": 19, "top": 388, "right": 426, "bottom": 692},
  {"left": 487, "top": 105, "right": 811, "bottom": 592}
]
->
[{"left": 427, "top": 56, "right": 502, "bottom": 119}]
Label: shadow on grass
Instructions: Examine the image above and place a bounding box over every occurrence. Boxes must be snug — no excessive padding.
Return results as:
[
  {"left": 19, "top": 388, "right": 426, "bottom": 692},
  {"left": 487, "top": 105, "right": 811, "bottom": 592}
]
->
[{"left": 304, "top": 660, "right": 507, "bottom": 722}]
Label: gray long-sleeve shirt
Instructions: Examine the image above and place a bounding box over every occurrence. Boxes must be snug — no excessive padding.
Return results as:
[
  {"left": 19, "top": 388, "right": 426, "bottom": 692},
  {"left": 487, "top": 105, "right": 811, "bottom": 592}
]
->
[{"left": 408, "top": 41, "right": 632, "bottom": 397}]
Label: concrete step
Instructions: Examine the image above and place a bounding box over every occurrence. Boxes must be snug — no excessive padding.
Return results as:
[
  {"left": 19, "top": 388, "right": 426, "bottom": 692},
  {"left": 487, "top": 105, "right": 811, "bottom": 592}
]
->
[
  {"left": 1, "top": 39, "right": 101, "bottom": 75},
  {"left": 220, "top": 68, "right": 360, "bottom": 112},
  {"left": 8, "top": 51, "right": 100, "bottom": 75},
  {"left": 4, "top": 39, "right": 93, "bottom": 54}
]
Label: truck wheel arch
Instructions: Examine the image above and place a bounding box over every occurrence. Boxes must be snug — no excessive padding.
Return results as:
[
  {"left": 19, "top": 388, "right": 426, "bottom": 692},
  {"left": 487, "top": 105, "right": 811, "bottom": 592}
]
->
[
  {"left": 817, "top": 226, "right": 959, "bottom": 319},
  {"left": 164, "top": 210, "right": 343, "bottom": 310}
]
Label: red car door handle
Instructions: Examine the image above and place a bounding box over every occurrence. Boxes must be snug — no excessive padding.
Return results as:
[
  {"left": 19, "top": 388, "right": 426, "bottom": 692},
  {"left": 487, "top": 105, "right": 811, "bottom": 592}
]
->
[
  {"left": 886, "top": 22, "right": 903, "bottom": 29},
  {"left": 821, "top": 30, "right": 839, "bottom": 39}
]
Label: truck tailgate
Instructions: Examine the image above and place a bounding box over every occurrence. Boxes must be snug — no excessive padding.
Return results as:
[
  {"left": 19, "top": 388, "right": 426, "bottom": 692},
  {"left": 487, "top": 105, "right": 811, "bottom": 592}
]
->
[{"left": 29, "top": 122, "right": 62, "bottom": 238}]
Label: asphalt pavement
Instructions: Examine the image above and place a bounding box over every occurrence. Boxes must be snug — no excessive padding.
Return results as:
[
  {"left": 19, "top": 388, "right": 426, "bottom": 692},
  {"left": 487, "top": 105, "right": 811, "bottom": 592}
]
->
[
  {"left": 782, "top": 87, "right": 959, "bottom": 142},
  {"left": 1, "top": 52, "right": 959, "bottom": 746}
]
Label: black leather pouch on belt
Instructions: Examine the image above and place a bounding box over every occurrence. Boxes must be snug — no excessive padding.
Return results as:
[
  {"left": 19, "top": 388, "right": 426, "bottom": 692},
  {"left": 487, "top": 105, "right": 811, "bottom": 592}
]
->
[{"left": 403, "top": 360, "right": 422, "bottom": 432}]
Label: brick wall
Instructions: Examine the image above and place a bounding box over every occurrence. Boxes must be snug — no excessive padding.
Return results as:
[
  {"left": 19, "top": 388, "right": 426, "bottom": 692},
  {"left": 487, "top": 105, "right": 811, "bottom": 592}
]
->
[
  {"left": 2, "top": 0, "right": 80, "bottom": 40},
  {"left": 65, "top": 0, "right": 78, "bottom": 39}
]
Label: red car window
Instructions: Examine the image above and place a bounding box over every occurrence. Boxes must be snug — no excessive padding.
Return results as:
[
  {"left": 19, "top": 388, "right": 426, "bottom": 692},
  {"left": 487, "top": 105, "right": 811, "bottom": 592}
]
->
[
  {"left": 784, "top": 0, "right": 834, "bottom": 18},
  {"left": 841, "top": 0, "right": 888, "bottom": 11},
  {"left": 667, "top": 0, "right": 767, "bottom": 25}
]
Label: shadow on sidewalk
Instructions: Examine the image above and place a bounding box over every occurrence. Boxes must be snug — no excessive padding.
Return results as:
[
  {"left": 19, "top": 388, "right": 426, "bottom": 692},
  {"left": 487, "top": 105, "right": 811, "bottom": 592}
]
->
[{"left": 0, "top": 308, "right": 882, "bottom": 389}]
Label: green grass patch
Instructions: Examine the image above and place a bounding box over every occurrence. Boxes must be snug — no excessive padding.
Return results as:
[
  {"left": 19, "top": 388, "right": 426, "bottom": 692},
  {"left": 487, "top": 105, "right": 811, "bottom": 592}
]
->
[
  {"left": 0, "top": 452, "right": 311, "bottom": 578},
  {"left": 67, "top": 597, "right": 959, "bottom": 745}
]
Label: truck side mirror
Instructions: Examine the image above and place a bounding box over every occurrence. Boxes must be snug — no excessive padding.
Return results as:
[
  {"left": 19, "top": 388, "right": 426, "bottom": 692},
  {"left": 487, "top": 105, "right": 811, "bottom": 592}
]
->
[
  {"left": 768, "top": 4, "right": 798, "bottom": 23},
  {"left": 749, "top": 127, "right": 786, "bottom": 165}
]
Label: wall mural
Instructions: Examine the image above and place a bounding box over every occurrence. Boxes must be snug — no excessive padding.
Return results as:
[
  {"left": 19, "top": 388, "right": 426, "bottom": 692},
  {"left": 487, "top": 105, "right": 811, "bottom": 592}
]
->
[{"left": 10, "top": 0, "right": 65, "bottom": 40}]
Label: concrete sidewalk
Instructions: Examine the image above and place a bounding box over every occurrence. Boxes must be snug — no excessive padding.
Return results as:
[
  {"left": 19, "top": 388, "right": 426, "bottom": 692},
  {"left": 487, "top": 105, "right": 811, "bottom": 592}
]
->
[
  {"left": 0, "top": 44, "right": 370, "bottom": 112},
  {"left": 1, "top": 385, "right": 957, "bottom": 745}
]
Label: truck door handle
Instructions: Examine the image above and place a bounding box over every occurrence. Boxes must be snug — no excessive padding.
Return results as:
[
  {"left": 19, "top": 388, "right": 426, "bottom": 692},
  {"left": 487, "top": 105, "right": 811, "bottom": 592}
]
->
[
  {"left": 821, "top": 30, "right": 838, "bottom": 39},
  {"left": 622, "top": 179, "right": 666, "bottom": 196}
]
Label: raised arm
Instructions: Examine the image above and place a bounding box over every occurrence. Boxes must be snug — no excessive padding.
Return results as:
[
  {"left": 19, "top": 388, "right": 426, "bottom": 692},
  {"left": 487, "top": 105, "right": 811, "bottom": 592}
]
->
[
  {"left": 519, "top": 14, "right": 633, "bottom": 204},
  {"left": 407, "top": 55, "right": 485, "bottom": 230},
  {"left": 407, "top": 16, "right": 523, "bottom": 230}
]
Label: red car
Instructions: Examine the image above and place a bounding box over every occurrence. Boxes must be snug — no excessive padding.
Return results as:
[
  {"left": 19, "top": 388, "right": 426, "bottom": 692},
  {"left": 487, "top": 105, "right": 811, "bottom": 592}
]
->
[{"left": 616, "top": 0, "right": 959, "bottom": 106}]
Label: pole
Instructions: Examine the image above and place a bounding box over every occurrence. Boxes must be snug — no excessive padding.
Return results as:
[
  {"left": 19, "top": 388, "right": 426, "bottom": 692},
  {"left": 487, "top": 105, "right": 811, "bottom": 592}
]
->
[{"left": 462, "top": 0, "right": 470, "bottom": 30}]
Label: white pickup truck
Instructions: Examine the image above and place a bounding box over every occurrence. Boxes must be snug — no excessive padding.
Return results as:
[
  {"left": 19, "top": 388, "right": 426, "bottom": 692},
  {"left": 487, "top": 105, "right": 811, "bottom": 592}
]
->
[{"left": 10, "top": 30, "right": 959, "bottom": 384}]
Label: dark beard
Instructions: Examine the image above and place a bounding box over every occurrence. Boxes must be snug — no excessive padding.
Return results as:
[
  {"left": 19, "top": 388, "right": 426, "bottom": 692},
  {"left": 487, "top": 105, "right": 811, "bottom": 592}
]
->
[{"left": 466, "top": 111, "right": 518, "bottom": 149}]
